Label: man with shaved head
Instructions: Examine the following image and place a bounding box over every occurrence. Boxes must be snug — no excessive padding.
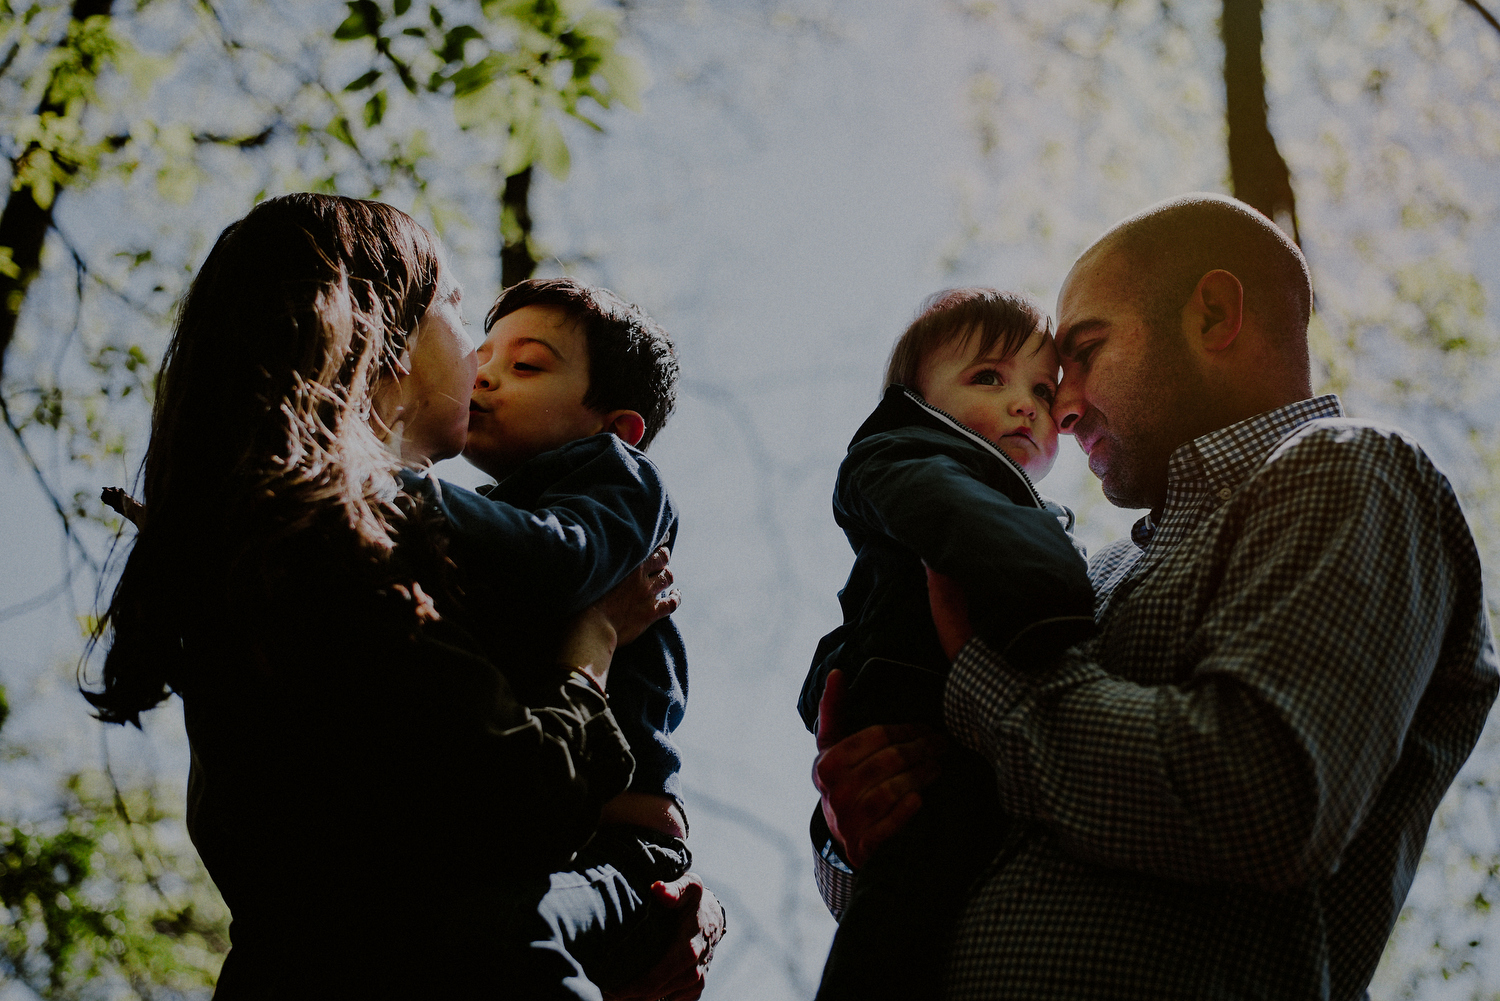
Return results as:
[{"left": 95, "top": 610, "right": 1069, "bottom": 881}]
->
[{"left": 809, "top": 193, "right": 1498, "bottom": 999}]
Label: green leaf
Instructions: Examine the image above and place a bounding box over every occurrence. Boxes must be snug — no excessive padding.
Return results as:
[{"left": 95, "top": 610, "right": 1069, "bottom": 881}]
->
[
  {"left": 429, "top": 3, "right": 443, "bottom": 27},
  {"left": 364, "top": 90, "right": 387, "bottom": 127},
  {"left": 536, "top": 116, "right": 570, "bottom": 181},
  {"left": 451, "top": 54, "right": 503, "bottom": 98},
  {"left": 333, "top": 0, "right": 383, "bottom": 41},
  {"left": 327, "top": 116, "right": 356, "bottom": 149},
  {"left": 344, "top": 69, "right": 382, "bottom": 92},
  {"left": 439, "top": 24, "right": 484, "bottom": 63},
  {"left": 394, "top": 0, "right": 411, "bottom": 15}
]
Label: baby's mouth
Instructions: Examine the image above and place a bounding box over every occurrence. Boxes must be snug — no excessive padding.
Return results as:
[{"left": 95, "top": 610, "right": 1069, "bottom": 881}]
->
[{"left": 1001, "top": 427, "right": 1034, "bottom": 445}]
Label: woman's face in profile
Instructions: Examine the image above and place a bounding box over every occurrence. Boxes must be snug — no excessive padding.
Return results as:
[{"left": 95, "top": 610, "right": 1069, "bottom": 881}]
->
[{"left": 397, "top": 282, "right": 478, "bottom": 463}]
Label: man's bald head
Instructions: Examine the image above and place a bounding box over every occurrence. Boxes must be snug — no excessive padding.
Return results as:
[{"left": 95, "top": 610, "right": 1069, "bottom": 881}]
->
[{"left": 1081, "top": 193, "right": 1313, "bottom": 377}]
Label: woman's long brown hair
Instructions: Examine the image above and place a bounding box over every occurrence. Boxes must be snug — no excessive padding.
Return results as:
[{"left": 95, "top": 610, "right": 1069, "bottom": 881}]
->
[{"left": 85, "top": 193, "right": 444, "bottom": 725}]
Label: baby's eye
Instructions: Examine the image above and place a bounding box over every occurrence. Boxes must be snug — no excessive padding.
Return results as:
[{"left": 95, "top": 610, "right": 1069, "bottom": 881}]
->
[
  {"left": 972, "top": 369, "right": 1003, "bottom": 386},
  {"left": 513, "top": 361, "right": 540, "bottom": 373},
  {"left": 1034, "top": 383, "right": 1056, "bottom": 404}
]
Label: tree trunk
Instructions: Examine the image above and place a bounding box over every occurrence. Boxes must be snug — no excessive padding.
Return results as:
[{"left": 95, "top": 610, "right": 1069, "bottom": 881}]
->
[
  {"left": 500, "top": 165, "right": 537, "bottom": 289},
  {"left": 0, "top": 0, "right": 114, "bottom": 382},
  {"left": 1221, "top": 0, "right": 1300, "bottom": 245}
]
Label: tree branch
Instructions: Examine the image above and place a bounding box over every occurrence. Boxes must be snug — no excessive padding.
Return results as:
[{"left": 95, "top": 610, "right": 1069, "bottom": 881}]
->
[
  {"left": 0, "top": 393, "right": 101, "bottom": 576},
  {"left": 0, "top": 0, "right": 117, "bottom": 383},
  {"left": 1458, "top": 0, "right": 1500, "bottom": 36},
  {"left": 1221, "top": 0, "right": 1300, "bottom": 244}
]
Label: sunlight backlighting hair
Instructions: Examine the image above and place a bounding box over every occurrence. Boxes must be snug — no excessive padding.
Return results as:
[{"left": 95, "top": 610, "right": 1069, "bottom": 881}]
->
[
  {"left": 87, "top": 193, "right": 445, "bottom": 725},
  {"left": 884, "top": 287, "right": 1052, "bottom": 395}
]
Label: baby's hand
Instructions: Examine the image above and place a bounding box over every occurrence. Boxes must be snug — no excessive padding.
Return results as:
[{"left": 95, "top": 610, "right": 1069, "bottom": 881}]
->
[{"left": 924, "top": 564, "right": 974, "bottom": 662}]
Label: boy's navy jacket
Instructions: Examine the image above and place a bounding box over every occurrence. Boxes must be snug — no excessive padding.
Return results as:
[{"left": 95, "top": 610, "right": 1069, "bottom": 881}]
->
[
  {"left": 405, "top": 433, "right": 688, "bottom": 806},
  {"left": 798, "top": 385, "right": 1095, "bottom": 733}
]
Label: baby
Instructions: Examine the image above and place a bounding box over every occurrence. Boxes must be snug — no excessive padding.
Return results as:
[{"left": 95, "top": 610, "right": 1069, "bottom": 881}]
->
[
  {"left": 449, "top": 277, "right": 691, "bottom": 992},
  {"left": 800, "top": 288, "right": 1096, "bottom": 1000}
]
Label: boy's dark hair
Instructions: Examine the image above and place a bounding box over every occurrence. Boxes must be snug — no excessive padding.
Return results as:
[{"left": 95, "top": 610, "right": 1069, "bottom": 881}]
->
[
  {"left": 884, "top": 287, "right": 1052, "bottom": 394},
  {"left": 486, "top": 278, "right": 679, "bottom": 449}
]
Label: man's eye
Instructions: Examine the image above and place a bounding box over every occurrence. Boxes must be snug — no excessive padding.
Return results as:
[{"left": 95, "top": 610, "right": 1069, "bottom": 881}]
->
[
  {"left": 1072, "top": 342, "right": 1100, "bottom": 369},
  {"left": 972, "top": 369, "right": 1002, "bottom": 386}
]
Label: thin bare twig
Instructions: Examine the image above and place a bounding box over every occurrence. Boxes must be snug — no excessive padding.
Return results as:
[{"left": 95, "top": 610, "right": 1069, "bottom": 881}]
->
[
  {"left": 1458, "top": 0, "right": 1500, "bottom": 36},
  {"left": 0, "top": 393, "right": 101, "bottom": 576}
]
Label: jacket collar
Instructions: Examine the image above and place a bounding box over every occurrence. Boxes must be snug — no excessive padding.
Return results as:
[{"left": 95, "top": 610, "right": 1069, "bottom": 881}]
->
[
  {"left": 852, "top": 384, "right": 1044, "bottom": 509},
  {"left": 1134, "top": 394, "right": 1344, "bottom": 551}
]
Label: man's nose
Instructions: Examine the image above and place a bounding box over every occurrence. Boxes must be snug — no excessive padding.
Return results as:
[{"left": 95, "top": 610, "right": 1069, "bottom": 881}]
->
[{"left": 1052, "top": 375, "right": 1085, "bottom": 434}]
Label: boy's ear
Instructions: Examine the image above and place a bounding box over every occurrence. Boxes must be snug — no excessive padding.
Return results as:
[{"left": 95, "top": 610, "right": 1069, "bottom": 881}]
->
[{"left": 600, "top": 409, "right": 646, "bottom": 448}]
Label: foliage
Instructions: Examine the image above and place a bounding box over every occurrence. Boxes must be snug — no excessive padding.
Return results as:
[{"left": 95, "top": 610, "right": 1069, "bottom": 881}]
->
[
  {"left": 0, "top": 686, "right": 229, "bottom": 998},
  {"left": 332, "top": 0, "right": 644, "bottom": 180}
]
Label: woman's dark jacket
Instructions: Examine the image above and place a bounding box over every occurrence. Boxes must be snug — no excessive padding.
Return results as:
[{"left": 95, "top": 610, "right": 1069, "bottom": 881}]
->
[{"left": 182, "top": 440, "right": 677, "bottom": 997}]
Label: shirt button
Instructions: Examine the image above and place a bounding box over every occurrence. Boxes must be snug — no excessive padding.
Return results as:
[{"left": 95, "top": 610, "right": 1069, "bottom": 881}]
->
[{"left": 1217, "top": 487, "right": 1233, "bottom": 501}]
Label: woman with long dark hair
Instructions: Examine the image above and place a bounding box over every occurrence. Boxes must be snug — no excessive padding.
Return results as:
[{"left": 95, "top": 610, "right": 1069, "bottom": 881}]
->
[{"left": 84, "top": 193, "right": 692, "bottom": 998}]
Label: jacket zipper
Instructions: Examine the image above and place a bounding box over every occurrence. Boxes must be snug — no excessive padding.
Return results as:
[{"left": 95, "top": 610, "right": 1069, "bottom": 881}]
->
[{"left": 900, "top": 387, "right": 1044, "bottom": 509}]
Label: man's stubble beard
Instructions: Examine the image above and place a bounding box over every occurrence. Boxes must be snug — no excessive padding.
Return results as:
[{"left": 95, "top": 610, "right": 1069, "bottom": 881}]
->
[{"left": 1088, "top": 321, "right": 1205, "bottom": 512}]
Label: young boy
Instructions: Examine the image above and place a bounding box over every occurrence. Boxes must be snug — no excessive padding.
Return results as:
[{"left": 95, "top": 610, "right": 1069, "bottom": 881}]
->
[
  {"left": 799, "top": 288, "right": 1097, "bottom": 1000},
  {"left": 432, "top": 277, "right": 691, "bottom": 992}
]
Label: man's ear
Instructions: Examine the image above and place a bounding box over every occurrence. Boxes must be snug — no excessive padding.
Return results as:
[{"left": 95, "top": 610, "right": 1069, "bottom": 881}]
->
[
  {"left": 1188, "top": 269, "right": 1244, "bottom": 353},
  {"left": 600, "top": 409, "right": 646, "bottom": 447}
]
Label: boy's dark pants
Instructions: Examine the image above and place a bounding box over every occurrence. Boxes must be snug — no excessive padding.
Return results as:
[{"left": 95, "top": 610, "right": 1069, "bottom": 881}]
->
[
  {"left": 816, "top": 659, "right": 1010, "bottom": 1001},
  {"left": 508, "top": 823, "right": 693, "bottom": 998}
]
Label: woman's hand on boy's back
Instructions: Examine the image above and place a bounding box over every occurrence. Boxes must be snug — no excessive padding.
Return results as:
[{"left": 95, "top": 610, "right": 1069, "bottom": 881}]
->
[{"left": 812, "top": 669, "right": 945, "bottom": 869}]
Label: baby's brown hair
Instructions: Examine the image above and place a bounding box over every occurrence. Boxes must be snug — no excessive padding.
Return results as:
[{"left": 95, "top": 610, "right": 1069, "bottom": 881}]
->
[{"left": 885, "top": 287, "right": 1052, "bottom": 394}]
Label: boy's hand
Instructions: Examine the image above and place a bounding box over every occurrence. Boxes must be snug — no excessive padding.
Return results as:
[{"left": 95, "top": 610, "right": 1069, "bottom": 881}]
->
[
  {"left": 597, "top": 546, "right": 681, "bottom": 647},
  {"left": 602, "top": 873, "right": 724, "bottom": 1001},
  {"left": 812, "top": 669, "right": 944, "bottom": 870},
  {"left": 924, "top": 564, "right": 975, "bottom": 662}
]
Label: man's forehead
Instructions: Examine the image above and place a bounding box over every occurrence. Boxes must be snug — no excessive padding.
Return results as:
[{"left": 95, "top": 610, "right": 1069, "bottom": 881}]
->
[{"left": 1059, "top": 247, "right": 1135, "bottom": 316}]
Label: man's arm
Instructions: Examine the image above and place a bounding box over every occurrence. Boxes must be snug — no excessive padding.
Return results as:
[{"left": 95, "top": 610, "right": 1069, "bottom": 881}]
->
[{"left": 939, "top": 425, "right": 1498, "bottom": 889}]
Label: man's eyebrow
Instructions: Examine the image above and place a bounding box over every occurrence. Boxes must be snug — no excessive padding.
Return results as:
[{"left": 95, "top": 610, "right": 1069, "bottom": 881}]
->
[
  {"left": 1057, "top": 319, "right": 1108, "bottom": 359},
  {"left": 517, "top": 336, "right": 566, "bottom": 361}
]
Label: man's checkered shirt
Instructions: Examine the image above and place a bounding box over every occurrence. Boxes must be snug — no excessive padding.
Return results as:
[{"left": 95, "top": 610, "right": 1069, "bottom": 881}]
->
[{"left": 813, "top": 395, "right": 1498, "bottom": 999}]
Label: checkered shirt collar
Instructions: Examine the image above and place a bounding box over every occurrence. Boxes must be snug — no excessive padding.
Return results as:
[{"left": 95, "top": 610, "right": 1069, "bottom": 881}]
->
[{"left": 1131, "top": 395, "right": 1343, "bottom": 551}]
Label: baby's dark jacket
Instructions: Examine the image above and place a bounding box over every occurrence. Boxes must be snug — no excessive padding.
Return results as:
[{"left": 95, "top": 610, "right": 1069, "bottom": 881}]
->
[
  {"left": 798, "top": 384, "right": 1095, "bottom": 733},
  {"left": 409, "top": 433, "right": 688, "bottom": 808}
]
